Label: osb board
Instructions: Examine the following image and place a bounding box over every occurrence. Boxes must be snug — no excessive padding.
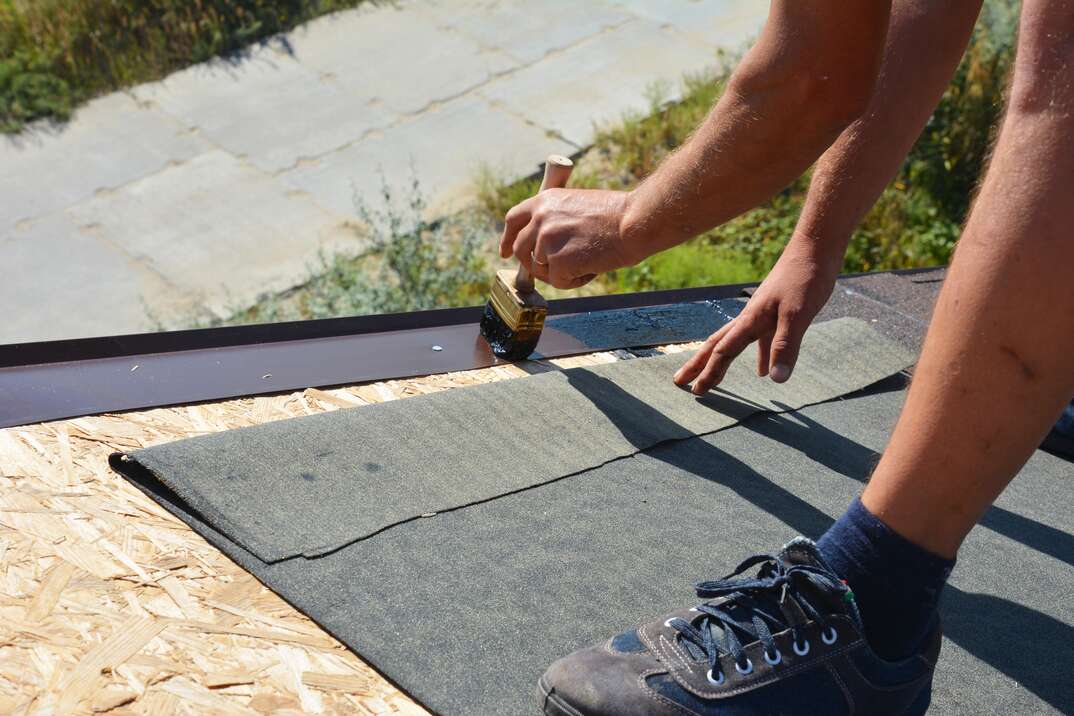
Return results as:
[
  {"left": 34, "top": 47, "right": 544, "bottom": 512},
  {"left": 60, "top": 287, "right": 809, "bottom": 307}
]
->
[{"left": 0, "top": 343, "right": 697, "bottom": 715}]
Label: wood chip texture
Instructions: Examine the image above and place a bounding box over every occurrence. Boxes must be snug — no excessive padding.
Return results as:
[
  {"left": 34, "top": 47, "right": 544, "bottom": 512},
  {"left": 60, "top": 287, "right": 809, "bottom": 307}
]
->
[{"left": 0, "top": 345, "right": 694, "bottom": 714}]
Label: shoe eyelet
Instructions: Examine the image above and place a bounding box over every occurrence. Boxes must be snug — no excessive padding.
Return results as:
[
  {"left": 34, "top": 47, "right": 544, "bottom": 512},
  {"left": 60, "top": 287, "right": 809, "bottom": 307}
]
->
[
  {"left": 764, "top": 648, "right": 782, "bottom": 666},
  {"left": 822, "top": 627, "right": 838, "bottom": 645},
  {"left": 706, "top": 668, "right": 725, "bottom": 686},
  {"left": 793, "top": 639, "right": 811, "bottom": 656},
  {"left": 735, "top": 658, "right": 754, "bottom": 675}
]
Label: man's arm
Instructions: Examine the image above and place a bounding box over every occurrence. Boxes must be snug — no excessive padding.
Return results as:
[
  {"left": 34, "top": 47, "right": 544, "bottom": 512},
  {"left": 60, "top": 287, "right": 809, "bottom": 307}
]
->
[
  {"left": 500, "top": 1, "right": 892, "bottom": 288},
  {"left": 863, "top": 0, "right": 1074, "bottom": 558},
  {"left": 675, "top": 0, "right": 983, "bottom": 394}
]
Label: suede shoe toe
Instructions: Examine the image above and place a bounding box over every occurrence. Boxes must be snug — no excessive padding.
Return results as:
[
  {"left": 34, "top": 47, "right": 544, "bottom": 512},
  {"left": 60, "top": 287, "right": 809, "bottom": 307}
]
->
[
  {"left": 537, "top": 539, "right": 939, "bottom": 716},
  {"left": 538, "top": 626, "right": 683, "bottom": 716}
]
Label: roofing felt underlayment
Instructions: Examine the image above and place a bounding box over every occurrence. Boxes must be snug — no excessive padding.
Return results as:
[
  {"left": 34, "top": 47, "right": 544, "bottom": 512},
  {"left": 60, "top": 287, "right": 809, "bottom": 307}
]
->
[
  {"left": 114, "top": 318, "right": 910, "bottom": 564},
  {"left": 6, "top": 268, "right": 1072, "bottom": 713},
  {"left": 105, "top": 316, "right": 1043, "bottom": 715},
  {"left": 128, "top": 383, "right": 1074, "bottom": 715}
]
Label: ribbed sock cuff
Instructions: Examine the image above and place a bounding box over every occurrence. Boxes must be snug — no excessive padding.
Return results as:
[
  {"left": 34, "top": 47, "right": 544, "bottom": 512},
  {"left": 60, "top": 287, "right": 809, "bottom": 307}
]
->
[{"left": 818, "top": 497, "right": 955, "bottom": 660}]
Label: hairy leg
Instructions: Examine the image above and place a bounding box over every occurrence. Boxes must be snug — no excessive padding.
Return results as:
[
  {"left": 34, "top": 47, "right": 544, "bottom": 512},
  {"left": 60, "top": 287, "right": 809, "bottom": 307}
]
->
[{"left": 862, "top": 0, "right": 1074, "bottom": 559}]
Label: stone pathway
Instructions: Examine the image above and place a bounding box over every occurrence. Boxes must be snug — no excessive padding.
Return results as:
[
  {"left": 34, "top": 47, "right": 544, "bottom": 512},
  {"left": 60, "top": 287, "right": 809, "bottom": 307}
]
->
[{"left": 0, "top": 0, "right": 763, "bottom": 343}]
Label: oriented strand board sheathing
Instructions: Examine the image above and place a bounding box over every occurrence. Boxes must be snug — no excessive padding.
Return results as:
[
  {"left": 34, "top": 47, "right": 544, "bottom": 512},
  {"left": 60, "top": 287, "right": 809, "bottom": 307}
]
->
[{"left": 0, "top": 343, "right": 696, "bottom": 715}]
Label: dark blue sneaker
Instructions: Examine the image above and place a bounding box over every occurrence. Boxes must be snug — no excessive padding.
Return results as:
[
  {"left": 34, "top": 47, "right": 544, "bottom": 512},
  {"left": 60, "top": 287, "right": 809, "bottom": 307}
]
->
[
  {"left": 1042, "top": 399, "right": 1074, "bottom": 460},
  {"left": 537, "top": 538, "right": 939, "bottom": 715}
]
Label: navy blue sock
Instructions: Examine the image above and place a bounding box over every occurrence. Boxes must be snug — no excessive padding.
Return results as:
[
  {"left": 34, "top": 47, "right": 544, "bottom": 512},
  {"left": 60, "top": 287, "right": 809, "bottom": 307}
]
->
[{"left": 817, "top": 497, "right": 955, "bottom": 661}]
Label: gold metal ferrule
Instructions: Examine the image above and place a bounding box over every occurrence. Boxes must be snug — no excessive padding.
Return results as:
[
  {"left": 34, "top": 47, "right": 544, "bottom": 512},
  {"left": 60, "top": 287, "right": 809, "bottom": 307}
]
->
[{"left": 489, "top": 270, "right": 547, "bottom": 332}]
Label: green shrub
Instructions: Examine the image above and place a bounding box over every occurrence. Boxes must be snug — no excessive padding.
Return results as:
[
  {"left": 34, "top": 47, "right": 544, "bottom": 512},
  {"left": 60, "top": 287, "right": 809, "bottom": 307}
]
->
[
  {"left": 0, "top": 49, "right": 72, "bottom": 131},
  {"left": 0, "top": 0, "right": 375, "bottom": 131},
  {"left": 346, "top": 183, "right": 489, "bottom": 315}
]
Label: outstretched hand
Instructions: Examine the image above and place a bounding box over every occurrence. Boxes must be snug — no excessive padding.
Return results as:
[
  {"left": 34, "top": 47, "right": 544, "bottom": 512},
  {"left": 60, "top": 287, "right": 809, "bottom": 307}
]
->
[
  {"left": 500, "top": 188, "right": 640, "bottom": 290},
  {"left": 674, "top": 242, "right": 841, "bottom": 394}
]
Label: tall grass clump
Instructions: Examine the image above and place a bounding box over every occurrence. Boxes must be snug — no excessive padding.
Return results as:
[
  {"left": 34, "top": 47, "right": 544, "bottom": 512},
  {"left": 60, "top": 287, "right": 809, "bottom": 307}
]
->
[{"left": 0, "top": 0, "right": 374, "bottom": 132}]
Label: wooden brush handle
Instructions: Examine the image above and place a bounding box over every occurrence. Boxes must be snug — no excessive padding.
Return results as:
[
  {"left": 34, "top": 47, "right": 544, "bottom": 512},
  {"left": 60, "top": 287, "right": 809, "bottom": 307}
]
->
[{"left": 515, "top": 154, "right": 574, "bottom": 293}]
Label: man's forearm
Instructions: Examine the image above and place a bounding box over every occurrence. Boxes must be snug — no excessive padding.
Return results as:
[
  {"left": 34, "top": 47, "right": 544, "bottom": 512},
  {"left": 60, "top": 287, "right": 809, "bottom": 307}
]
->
[
  {"left": 621, "top": 1, "right": 892, "bottom": 258},
  {"left": 791, "top": 0, "right": 984, "bottom": 264}
]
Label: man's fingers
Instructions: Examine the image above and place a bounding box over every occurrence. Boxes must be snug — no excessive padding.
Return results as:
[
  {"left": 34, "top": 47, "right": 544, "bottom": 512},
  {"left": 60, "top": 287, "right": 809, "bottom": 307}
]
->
[
  {"left": 673, "top": 321, "right": 736, "bottom": 386},
  {"left": 757, "top": 331, "right": 773, "bottom": 378},
  {"left": 501, "top": 199, "right": 534, "bottom": 259},
  {"left": 548, "top": 273, "right": 596, "bottom": 290},
  {"left": 511, "top": 220, "right": 540, "bottom": 278},
  {"left": 690, "top": 321, "right": 758, "bottom": 394},
  {"left": 574, "top": 273, "right": 598, "bottom": 288},
  {"left": 768, "top": 312, "right": 808, "bottom": 383},
  {"left": 545, "top": 247, "right": 596, "bottom": 289}
]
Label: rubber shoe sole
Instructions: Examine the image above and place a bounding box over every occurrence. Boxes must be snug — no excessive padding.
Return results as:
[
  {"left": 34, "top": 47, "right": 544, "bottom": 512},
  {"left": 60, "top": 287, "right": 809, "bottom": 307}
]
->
[
  {"left": 536, "top": 676, "right": 934, "bottom": 716},
  {"left": 537, "top": 676, "right": 584, "bottom": 716}
]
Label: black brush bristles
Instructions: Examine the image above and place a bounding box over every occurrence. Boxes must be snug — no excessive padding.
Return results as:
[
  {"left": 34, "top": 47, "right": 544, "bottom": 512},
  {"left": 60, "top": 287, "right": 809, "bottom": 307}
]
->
[{"left": 480, "top": 301, "right": 543, "bottom": 360}]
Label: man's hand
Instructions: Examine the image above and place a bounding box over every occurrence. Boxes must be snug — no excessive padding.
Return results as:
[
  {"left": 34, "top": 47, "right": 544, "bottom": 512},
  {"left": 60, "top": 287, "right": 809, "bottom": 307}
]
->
[
  {"left": 500, "top": 188, "right": 640, "bottom": 290},
  {"left": 673, "top": 240, "right": 841, "bottom": 394},
  {"left": 672, "top": 0, "right": 980, "bottom": 396}
]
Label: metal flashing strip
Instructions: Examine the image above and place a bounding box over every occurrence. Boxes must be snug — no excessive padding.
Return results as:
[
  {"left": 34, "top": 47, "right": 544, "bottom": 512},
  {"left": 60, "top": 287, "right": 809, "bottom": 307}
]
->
[
  {"left": 0, "top": 285, "right": 756, "bottom": 430},
  {"left": 0, "top": 283, "right": 758, "bottom": 368},
  {"left": 0, "top": 269, "right": 944, "bottom": 429}
]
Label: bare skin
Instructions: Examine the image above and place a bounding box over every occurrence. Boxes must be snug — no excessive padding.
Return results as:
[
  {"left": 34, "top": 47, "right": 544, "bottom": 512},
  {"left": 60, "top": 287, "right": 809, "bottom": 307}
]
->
[{"left": 863, "top": 0, "right": 1074, "bottom": 559}]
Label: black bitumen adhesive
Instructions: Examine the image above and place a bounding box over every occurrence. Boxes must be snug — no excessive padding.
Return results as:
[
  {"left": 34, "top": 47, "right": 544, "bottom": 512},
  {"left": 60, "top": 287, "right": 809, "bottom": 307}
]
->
[
  {"left": 546, "top": 299, "right": 745, "bottom": 351},
  {"left": 479, "top": 300, "right": 540, "bottom": 360}
]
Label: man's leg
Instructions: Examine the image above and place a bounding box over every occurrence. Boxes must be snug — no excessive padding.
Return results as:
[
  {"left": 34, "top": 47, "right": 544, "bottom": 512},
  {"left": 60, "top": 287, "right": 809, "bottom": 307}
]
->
[
  {"left": 818, "top": 0, "right": 1074, "bottom": 664},
  {"left": 860, "top": 0, "right": 1074, "bottom": 559},
  {"left": 537, "top": 3, "right": 1074, "bottom": 714}
]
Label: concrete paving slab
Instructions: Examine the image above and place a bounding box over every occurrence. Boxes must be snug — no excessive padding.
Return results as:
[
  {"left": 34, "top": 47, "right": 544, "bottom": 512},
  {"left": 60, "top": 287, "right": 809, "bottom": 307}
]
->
[
  {"left": 66, "top": 151, "right": 363, "bottom": 324},
  {"left": 2, "top": 0, "right": 766, "bottom": 339},
  {"left": 478, "top": 18, "right": 718, "bottom": 147},
  {"left": 609, "top": 0, "right": 767, "bottom": 49},
  {"left": 0, "top": 214, "right": 162, "bottom": 343},
  {"left": 281, "top": 94, "right": 575, "bottom": 220},
  {"left": 132, "top": 44, "right": 395, "bottom": 173},
  {"left": 420, "top": 0, "right": 633, "bottom": 65},
  {"left": 0, "top": 93, "right": 208, "bottom": 230},
  {"left": 284, "top": 4, "right": 518, "bottom": 116}
]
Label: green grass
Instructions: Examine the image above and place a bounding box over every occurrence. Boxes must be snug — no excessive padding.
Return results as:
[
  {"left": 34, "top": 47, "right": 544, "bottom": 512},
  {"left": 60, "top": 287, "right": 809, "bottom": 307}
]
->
[
  {"left": 0, "top": 0, "right": 376, "bottom": 132},
  {"left": 605, "top": 240, "right": 758, "bottom": 293}
]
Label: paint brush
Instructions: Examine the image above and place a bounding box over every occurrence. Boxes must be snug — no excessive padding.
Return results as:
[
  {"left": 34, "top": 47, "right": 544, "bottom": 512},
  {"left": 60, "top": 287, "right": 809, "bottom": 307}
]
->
[{"left": 480, "top": 154, "right": 574, "bottom": 360}]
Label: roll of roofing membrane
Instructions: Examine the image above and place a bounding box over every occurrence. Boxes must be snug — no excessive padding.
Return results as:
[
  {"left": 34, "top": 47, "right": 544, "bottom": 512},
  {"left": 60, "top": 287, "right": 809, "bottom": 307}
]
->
[{"left": 111, "top": 317, "right": 927, "bottom": 714}]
